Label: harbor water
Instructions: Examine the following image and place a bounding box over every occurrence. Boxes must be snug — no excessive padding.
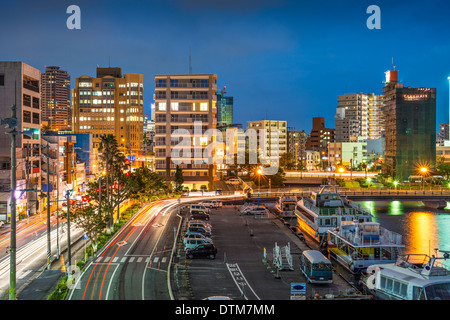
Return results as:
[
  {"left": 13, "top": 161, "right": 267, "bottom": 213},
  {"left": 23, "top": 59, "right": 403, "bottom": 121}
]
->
[{"left": 356, "top": 201, "right": 450, "bottom": 267}]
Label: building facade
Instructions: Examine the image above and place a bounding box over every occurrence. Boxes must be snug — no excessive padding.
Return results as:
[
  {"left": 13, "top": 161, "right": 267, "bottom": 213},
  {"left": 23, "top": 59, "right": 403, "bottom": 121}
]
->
[
  {"left": 72, "top": 67, "right": 144, "bottom": 156},
  {"left": 154, "top": 74, "right": 218, "bottom": 190},
  {"left": 216, "top": 89, "right": 233, "bottom": 128},
  {"left": 287, "top": 127, "right": 308, "bottom": 169},
  {"left": 383, "top": 70, "right": 436, "bottom": 180},
  {"left": 305, "top": 117, "right": 334, "bottom": 154},
  {"left": 246, "top": 120, "right": 287, "bottom": 164},
  {"left": 41, "top": 66, "right": 71, "bottom": 131},
  {"left": 0, "top": 62, "right": 42, "bottom": 219},
  {"left": 334, "top": 93, "right": 384, "bottom": 142}
]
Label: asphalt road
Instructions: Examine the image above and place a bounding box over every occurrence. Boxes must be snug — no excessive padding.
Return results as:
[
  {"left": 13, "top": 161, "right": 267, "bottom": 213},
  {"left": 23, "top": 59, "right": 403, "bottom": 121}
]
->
[
  {"left": 68, "top": 199, "right": 181, "bottom": 300},
  {"left": 171, "top": 204, "right": 353, "bottom": 300}
]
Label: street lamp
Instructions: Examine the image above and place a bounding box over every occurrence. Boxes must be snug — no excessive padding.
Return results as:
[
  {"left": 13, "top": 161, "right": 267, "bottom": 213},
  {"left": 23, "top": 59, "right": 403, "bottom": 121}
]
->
[
  {"left": 393, "top": 180, "right": 398, "bottom": 191},
  {"left": 420, "top": 167, "right": 428, "bottom": 191},
  {"left": 338, "top": 167, "right": 344, "bottom": 180},
  {"left": 367, "top": 177, "right": 372, "bottom": 189},
  {"left": 257, "top": 167, "right": 262, "bottom": 206}
]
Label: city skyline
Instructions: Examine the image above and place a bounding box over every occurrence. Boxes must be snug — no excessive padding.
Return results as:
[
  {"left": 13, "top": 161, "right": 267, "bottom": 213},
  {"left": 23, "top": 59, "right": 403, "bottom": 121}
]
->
[{"left": 1, "top": 0, "right": 450, "bottom": 132}]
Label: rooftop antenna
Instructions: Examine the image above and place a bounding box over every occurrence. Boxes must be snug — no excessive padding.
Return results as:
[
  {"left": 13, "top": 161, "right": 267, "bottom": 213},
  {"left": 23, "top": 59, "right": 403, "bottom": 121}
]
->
[
  {"left": 392, "top": 57, "right": 396, "bottom": 70},
  {"left": 189, "top": 48, "right": 192, "bottom": 74}
]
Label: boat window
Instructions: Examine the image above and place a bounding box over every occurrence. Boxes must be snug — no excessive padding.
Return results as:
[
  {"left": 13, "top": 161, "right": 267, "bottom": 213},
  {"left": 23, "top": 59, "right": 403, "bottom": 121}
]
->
[{"left": 424, "top": 283, "right": 450, "bottom": 300}]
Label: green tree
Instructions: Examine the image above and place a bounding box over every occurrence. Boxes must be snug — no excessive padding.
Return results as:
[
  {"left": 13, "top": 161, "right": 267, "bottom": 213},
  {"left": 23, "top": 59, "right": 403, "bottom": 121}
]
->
[{"left": 174, "top": 165, "right": 184, "bottom": 192}]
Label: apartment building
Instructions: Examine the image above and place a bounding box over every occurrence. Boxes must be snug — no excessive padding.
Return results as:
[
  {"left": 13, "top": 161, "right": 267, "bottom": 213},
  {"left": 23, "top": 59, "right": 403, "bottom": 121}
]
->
[
  {"left": 335, "top": 93, "right": 384, "bottom": 142},
  {"left": 41, "top": 66, "right": 71, "bottom": 131},
  {"left": 154, "top": 74, "right": 218, "bottom": 190},
  {"left": 246, "top": 120, "right": 287, "bottom": 163},
  {"left": 0, "top": 62, "right": 42, "bottom": 219},
  {"left": 72, "top": 67, "right": 144, "bottom": 157}
]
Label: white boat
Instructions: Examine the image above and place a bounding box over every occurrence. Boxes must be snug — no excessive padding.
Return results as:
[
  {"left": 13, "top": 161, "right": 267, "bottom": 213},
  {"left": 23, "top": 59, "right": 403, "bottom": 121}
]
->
[
  {"left": 360, "top": 251, "right": 450, "bottom": 300},
  {"left": 275, "top": 195, "right": 298, "bottom": 218},
  {"left": 294, "top": 185, "right": 373, "bottom": 244},
  {"left": 327, "top": 220, "right": 405, "bottom": 274}
]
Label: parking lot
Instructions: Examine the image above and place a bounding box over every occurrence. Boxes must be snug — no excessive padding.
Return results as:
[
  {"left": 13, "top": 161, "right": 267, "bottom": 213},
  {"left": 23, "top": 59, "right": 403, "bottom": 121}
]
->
[{"left": 171, "top": 202, "right": 355, "bottom": 300}]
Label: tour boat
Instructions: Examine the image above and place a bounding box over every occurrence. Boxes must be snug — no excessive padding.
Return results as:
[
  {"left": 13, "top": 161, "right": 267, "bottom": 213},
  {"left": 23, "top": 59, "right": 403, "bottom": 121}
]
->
[
  {"left": 327, "top": 220, "right": 405, "bottom": 274},
  {"left": 360, "top": 251, "right": 450, "bottom": 300},
  {"left": 294, "top": 185, "right": 373, "bottom": 244},
  {"left": 275, "top": 195, "right": 298, "bottom": 218}
]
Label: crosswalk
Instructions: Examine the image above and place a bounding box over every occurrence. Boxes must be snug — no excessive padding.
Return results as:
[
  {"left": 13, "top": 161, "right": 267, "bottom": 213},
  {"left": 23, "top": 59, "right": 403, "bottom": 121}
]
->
[{"left": 94, "top": 255, "right": 168, "bottom": 266}]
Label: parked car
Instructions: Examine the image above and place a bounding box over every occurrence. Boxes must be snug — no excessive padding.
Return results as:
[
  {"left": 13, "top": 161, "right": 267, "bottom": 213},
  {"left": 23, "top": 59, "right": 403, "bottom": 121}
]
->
[
  {"left": 186, "top": 243, "right": 217, "bottom": 259},
  {"left": 188, "top": 222, "right": 212, "bottom": 232},
  {"left": 245, "top": 207, "right": 269, "bottom": 215},
  {"left": 200, "top": 200, "right": 218, "bottom": 209},
  {"left": 190, "top": 204, "right": 210, "bottom": 214},
  {"left": 190, "top": 210, "right": 210, "bottom": 221},
  {"left": 183, "top": 232, "right": 212, "bottom": 244},
  {"left": 188, "top": 219, "right": 212, "bottom": 230},
  {"left": 186, "top": 226, "right": 211, "bottom": 238},
  {"left": 184, "top": 238, "right": 212, "bottom": 251}
]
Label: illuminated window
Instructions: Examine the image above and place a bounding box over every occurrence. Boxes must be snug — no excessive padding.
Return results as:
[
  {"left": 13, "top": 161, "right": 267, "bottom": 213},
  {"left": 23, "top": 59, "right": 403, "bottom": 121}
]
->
[
  {"left": 200, "top": 103, "right": 208, "bottom": 111},
  {"left": 159, "top": 102, "right": 166, "bottom": 111},
  {"left": 171, "top": 102, "right": 179, "bottom": 111},
  {"left": 200, "top": 137, "right": 208, "bottom": 146}
]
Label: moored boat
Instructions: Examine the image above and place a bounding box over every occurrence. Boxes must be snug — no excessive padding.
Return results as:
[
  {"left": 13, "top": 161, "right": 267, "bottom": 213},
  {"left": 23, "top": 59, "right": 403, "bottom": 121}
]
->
[
  {"left": 275, "top": 195, "right": 298, "bottom": 218},
  {"left": 360, "top": 251, "right": 450, "bottom": 300},
  {"left": 294, "top": 185, "right": 373, "bottom": 244},
  {"left": 327, "top": 220, "right": 405, "bottom": 275}
]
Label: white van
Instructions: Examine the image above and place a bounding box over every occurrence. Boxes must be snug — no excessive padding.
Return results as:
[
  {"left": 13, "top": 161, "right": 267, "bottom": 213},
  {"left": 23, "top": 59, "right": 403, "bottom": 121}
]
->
[{"left": 190, "top": 204, "right": 210, "bottom": 213}]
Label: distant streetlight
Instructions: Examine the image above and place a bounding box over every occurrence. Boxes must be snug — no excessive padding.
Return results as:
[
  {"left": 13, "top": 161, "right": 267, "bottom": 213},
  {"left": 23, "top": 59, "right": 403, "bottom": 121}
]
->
[
  {"left": 420, "top": 166, "right": 428, "bottom": 191},
  {"left": 256, "top": 167, "right": 262, "bottom": 206},
  {"left": 393, "top": 180, "right": 398, "bottom": 191},
  {"left": 367, "top": 177, "right": 372, "bottom": 189},
  {"left": 338, "top": 167, "right": 345, "bottom": 180}
]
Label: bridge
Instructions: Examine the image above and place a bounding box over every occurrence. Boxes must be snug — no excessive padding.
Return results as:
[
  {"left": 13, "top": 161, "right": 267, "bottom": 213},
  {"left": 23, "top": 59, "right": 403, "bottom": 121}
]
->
[{"left": 250, "top": 189, "right": 450, "bottom": 209}]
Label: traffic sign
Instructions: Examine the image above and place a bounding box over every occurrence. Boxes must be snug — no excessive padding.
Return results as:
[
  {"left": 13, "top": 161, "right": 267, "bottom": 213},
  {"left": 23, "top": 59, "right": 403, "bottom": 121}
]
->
[{"left": 291, "top": 283, "right": 306, "bottom": 295}]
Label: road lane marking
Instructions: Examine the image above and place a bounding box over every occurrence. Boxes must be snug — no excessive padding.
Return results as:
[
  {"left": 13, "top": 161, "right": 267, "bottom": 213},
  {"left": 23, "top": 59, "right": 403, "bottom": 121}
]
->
[
  {"left": 112, "top": 257, "right": 119, "bottom": 263},
  {"left": 153, "top": 257, "right": 159, "bottom": 263},
  {"left": 137, "top": 257, "right": 143, "bottom": 263},
  {"left": 121, "top": 257, "right": 127, "bottom": 263},
  {"left": 129, "top": 257, "right": 135, "bottom": 262},
  {"left": 226, "top": 263, "right": 260, "bottom": 300},
  {"left": 161, "top": 257, "right": 167, "bottom": 263}
]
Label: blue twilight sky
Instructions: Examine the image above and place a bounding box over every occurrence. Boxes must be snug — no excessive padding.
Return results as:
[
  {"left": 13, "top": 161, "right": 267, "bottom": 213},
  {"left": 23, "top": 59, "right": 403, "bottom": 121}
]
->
[{"left": 1, "top": 0, "right": 450, "bottom": 132}]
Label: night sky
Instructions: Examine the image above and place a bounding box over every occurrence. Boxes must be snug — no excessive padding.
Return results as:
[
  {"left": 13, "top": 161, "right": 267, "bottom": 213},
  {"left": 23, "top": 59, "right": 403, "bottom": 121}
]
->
[{"left": 1, "top": 0, "right": 450, "bottom": 132}]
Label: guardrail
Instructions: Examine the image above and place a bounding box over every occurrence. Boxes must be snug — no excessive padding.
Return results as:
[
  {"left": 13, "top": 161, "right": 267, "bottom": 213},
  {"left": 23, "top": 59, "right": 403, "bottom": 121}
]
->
[{"left": 249, "top": 189, "right": 450, "bottom": 199}]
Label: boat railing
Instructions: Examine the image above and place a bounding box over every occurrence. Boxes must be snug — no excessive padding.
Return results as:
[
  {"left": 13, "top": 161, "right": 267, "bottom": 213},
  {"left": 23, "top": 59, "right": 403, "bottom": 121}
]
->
[{"left": 379, "top": 227, "right": 403, "bottom": 245}]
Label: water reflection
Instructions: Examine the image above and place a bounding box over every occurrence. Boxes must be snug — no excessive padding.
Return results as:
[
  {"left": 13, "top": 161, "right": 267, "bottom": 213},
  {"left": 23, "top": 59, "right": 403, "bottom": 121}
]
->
[{"left": 357, "top": 201, "right": 450, "bottom": 266}]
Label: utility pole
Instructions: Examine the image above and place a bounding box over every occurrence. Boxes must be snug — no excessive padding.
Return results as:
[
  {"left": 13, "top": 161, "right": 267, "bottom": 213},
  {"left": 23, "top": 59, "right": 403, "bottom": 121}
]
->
[
  {"left": 46, "top": 143, "right": 51, "bottom": 270},
  {"left": 66, "top": 190, "right": 72, "bottom": 268},
  {"left": 8, "top": 103, "right": 17, "bottom": 300}
]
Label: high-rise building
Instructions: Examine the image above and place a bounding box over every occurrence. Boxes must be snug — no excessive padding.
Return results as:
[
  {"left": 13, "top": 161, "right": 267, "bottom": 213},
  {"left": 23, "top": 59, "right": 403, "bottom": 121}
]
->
[
  {"left": 72, "top": 67, "right": 144, "bottom": 156},
  {"left": 383, "top": 70, "right": 436, "bottom": 180},
  {"left": 216, "top": 88, "right": 233, "bottom": 128},
  {"left": 334, "top": 93, "right": 384, "bottom": 142},
  {"left": 41, "top": 66, "right": 71, "bottom": 131},
  {"left": 247, "top": 120, "right": 288, "bottom": 163},
  {"left": 154, "top": 74, "right": 218, "bottom": 190},
  {"left": 0, "top": 61, "right": 42, "bottom": 218}
]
